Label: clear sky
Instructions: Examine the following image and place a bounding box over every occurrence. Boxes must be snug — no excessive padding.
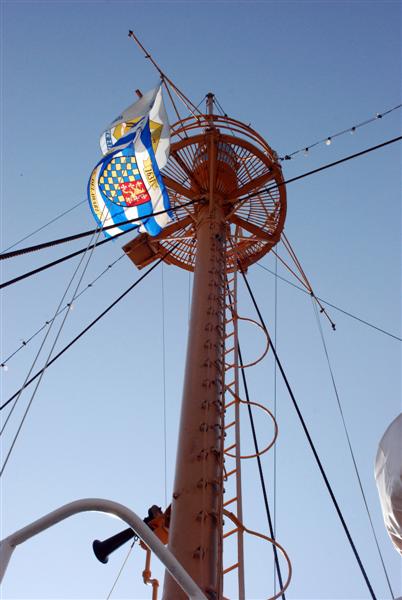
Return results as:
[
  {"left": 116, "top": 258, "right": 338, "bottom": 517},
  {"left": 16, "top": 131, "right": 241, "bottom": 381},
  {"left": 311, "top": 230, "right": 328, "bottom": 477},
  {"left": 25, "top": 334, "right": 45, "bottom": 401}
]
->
[{"left": 1, "top": 1, "right": 401, "bottom": 599}]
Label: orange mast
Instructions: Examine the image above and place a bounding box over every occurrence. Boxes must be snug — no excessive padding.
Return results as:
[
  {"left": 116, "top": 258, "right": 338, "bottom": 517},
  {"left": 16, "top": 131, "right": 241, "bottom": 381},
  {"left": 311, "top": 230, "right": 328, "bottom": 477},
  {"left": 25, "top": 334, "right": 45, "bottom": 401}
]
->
[{"left": 124, "top": 97, "right": 287, "bottom": 599}]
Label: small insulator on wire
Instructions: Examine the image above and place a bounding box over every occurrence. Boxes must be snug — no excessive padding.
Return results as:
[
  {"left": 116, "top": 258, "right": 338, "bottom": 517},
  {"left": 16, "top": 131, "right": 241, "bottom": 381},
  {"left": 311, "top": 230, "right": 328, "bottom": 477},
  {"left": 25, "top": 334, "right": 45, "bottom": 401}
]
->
[
  {"left": 325, "top": 137, "right": 332, "bottom": 146},
  {"left": 350, "top": 126, "right": 356, "bottom": 134},
  {"left": 376, "top": 113, "right": 383, "bottom": 119},
  {"left": 332, "top": 323, "right": 336, "bottom": 331},
  {"left": 284, "top": 155, "right": 291, "bottom": 160},
  {"left": 1, "top": 364, "right": 8, "bottom": 371},
  {"left": 304, "top": 147, "right": 309, "bottom": 156}
]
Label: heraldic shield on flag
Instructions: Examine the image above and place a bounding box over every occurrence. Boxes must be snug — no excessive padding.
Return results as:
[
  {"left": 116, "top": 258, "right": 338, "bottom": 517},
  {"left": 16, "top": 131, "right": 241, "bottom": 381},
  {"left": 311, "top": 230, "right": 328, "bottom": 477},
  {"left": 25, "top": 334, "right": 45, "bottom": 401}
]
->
[{"left": 88, "top": 85, "right": 172, "bottom": 238}]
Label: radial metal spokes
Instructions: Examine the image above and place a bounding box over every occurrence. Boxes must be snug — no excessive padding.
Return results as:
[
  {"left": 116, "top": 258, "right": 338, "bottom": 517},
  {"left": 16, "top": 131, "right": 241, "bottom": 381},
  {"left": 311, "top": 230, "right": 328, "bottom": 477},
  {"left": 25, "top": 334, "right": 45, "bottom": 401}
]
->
[{"left": 158, "top": 117, "right": 286, "bottom": 272}]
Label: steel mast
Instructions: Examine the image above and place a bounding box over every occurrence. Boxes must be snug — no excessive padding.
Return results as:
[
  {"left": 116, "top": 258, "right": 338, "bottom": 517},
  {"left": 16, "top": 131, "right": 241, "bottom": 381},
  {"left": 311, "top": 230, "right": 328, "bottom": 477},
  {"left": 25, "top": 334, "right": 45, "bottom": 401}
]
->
[{"left": 124, "top": 95, "right": 287, "bottom": 599}]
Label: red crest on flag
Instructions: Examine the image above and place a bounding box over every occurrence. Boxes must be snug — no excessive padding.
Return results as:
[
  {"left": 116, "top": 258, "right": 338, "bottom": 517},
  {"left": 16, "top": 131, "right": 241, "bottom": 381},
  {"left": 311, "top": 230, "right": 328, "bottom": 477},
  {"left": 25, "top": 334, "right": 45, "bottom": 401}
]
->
[{"left": 119, "top": 180, "right": 151, "bottom": 207}]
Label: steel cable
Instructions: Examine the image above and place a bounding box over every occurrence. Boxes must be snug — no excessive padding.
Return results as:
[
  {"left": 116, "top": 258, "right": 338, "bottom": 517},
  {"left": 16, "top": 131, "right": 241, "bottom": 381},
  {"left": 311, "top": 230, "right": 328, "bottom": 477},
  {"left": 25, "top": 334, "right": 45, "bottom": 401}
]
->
[
  {"left": 1, "top": 254, "right": 125, "bottom": 368},
  {"left": 1, "top": 218, "right": 107, "bottom": 474},
  {"left": 237, "top": 342, "right": 286, "bottom": 600},
  {"left": 256, "top": 262, "right": 401, "bottom": 342},
  {"left": 311, "top": 299, "right": 395, "bottom": 598},
  {"left": 239, "top": 264, "right": 378, "bottom": 600},
  {"left": 0, "top": 246, "right": 177, "bottom": 414}
]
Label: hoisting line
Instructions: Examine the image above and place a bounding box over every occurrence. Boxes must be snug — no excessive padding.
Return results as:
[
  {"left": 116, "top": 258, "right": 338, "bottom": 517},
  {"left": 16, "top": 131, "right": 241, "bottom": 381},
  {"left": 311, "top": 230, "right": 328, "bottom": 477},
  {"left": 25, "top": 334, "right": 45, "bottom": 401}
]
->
[
  {"left": 311, "top": 300, "right": 395, "bottom": 599},
  {"left": 0, "top": 246, "right": 178, "bottom": 414},
  {"left": 256, "top": 262, "right": 401, "bottom": 342},
  {"left": 237, "top": 343, "right": 286, "bottom": 600},
  {"left": 238, "top": 265, "right": 378, "bottom": 600}
]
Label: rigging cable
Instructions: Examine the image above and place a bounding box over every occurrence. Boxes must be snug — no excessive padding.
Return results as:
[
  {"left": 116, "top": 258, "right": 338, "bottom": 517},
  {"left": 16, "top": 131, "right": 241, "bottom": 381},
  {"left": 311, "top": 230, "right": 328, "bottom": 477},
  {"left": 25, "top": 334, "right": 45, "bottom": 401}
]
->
[
  {"left": 278, "top": 104, "right": 402, "bottom": 161},
  {"left": 1, "top": 254, "right": 126, "bottom": 369},
  {"left": 0, "top": 200, "right": 198, "bottom": 261},
  {"left": 0, "top": 201, "right": 198, "bottom": 290},
  {"left": 238, "top": 264, "right": 378, "bottom": 600},
  {"left": 273, "top": 250, "right": 278, "bottom": 596},
  {"left": 106, "top": 537, "right": 138, "bottom": 600},
  {"left": 0, "top": 246, "right": 178, "bottom": 414},
  {"left": 161, "top": 263, "right": 168, "bottom": 507},
  {"left": 1, "top": 199, "right": 86, "bottom": 253},
  {"left": 2, "top": 134, "right": 400, "bottom": 292},
  {"left": 2, "top": 134, "right": 400, "bottom": 273},
  {"left": 0, "top": 217, "right": 107, "bottom": 474},
  {"left": 311, "top": 299, "right": 395, "bottom": 598},
  {"left": 213, "top": 95, "right": 401, "bottom": 162},
  {"left": 225, "top": 272, "right": 286, "bottom": 598},
  {"left": 128, "top": 30, "right": 203, "bottom": 119},
  {"left": 237, "top": 341, "right": 286, "bottom": 600},
  {"left": 256, "top": 262, "right": 401, "bottom": 342},
  {"left": 243, "top": 135, "right": 402, "bottom": 203}
]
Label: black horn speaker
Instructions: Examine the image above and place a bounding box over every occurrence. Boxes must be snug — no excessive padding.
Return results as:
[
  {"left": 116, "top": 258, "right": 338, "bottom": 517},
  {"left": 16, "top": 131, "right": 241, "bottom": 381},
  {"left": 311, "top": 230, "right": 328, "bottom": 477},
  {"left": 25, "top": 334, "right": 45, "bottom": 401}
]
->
[{"left": 92, "top": 527, "right": 135, "bottom": 564}]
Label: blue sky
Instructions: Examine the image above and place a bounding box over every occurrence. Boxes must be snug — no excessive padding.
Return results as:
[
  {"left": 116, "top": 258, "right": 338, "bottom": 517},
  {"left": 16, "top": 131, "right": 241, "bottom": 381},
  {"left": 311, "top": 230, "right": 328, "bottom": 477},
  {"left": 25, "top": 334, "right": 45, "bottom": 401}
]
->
[{"left": 1, "top": 1, "right": 401, "bottom": 599}]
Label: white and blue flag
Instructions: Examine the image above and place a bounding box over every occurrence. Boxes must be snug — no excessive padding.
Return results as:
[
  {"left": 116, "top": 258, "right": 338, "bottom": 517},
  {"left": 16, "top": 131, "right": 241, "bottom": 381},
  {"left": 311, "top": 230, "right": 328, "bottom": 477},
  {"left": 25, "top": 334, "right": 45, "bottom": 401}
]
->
[{"left": 88, "top": 86, "right": 172, "bottom": 237}]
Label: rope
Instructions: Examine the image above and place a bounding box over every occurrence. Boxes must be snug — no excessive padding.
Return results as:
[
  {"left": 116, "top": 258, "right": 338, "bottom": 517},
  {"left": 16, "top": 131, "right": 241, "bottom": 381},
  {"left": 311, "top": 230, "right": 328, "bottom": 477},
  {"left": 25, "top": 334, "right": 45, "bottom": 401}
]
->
[
  {"left": 311, "top": 299, "right": 395, "bottom": 598},
  {"left": 106, "top": 537, "right": 138, "bottom": 600},
  {"left": 1, "top": 219, "right": 106, "bottom": 475},
  {"left": 239, "top": 264, "right": 378, "bottom": 600},
  {"left": 1, "top": 254, "right": 125, "bottom": 369},
  {"left": 256, "top": 262, "right": 401, "bottom": 342}
]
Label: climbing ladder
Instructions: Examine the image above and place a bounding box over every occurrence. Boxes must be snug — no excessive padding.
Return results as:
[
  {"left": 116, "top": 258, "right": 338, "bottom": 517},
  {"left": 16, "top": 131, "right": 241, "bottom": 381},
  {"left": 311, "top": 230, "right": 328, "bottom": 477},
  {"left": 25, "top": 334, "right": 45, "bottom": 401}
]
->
[{"left": 221, "top": 264, "right": 246, "bottom": 600}]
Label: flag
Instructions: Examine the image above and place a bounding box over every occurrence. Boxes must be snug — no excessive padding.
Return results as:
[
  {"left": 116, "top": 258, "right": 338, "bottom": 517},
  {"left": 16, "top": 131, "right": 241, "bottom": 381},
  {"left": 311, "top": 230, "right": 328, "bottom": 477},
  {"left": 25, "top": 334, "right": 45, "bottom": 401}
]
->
[
  {"left": 88, "top": 86, "right": 172, "bottom": 237},
  {"left": 99, "top": 86, "right": 170, "bottom": 169}
]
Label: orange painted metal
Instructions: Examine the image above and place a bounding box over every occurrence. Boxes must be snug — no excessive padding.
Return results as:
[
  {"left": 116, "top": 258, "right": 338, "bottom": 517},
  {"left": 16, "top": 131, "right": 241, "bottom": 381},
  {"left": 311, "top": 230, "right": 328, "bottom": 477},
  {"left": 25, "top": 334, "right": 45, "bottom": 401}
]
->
[
  {"left": 162, "top": 200, "right": 227, "bottom": 600},
  {"left": 123, "top": 114, "right": 286, "bottom": 274},
  {"left": 122, "top": 106, "right": 288, "bottom": 599},
  {"left": 140, "top": 541, "right": 160, "bottom": 600}
]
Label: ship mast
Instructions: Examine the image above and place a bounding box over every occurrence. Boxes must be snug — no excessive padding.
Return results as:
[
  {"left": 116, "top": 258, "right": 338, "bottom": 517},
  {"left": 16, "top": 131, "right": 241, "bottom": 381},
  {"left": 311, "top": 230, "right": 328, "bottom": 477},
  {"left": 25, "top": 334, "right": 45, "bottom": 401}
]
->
[{"left": 124, "top": 94, "right": 287, "bottom": 599}]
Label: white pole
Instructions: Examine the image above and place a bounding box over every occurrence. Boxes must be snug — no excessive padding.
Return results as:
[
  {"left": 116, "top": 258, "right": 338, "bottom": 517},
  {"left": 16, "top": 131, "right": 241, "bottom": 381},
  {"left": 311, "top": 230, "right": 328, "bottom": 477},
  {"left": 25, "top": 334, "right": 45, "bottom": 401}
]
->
[{"left": 0, "top": 498, "right": 207, "bottom": 600}]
